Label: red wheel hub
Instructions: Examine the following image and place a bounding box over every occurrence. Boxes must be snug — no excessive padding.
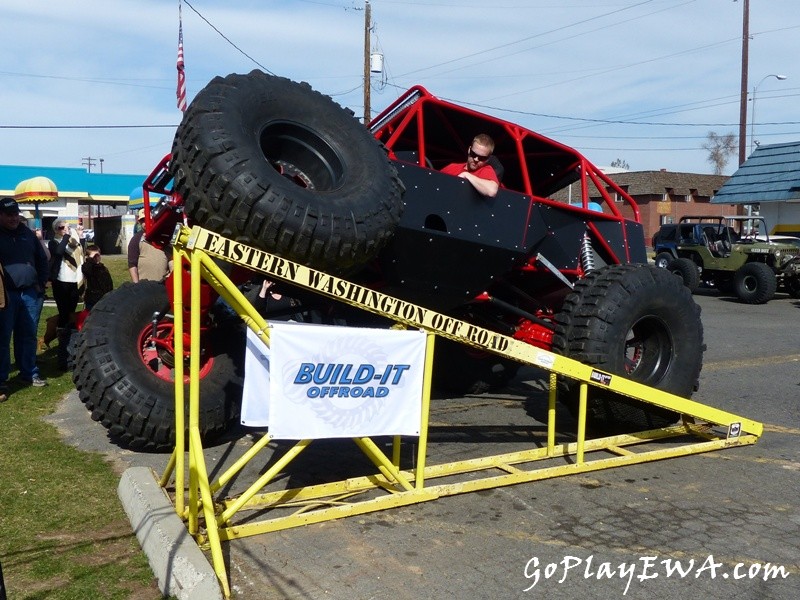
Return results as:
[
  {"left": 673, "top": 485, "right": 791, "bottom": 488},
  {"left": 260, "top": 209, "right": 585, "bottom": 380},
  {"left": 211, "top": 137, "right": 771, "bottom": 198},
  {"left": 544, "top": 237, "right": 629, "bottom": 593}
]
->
[{"left": 137, "top": 321, "right": 214, "bottom": 383}]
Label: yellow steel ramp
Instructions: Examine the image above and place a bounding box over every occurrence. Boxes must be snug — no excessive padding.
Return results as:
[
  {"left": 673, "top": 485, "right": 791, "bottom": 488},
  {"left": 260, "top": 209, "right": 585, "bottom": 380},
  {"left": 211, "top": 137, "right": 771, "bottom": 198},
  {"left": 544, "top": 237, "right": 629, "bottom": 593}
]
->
[{"left": 161, "top": 225, "right": 761, "bottom": 598}]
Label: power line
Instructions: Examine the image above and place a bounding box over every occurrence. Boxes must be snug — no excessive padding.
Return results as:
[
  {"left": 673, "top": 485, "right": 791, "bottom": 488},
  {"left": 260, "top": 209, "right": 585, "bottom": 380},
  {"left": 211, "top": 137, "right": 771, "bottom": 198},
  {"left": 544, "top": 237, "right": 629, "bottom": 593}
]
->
[
  {"left": 560, "top": 130, "right": 800, "bottom": 141},
  {"left": 395, "top": 0, "right": 663, "bottom": 78},
  {"left": 183, "top": 0, "right": 275, "bottom": 75},
  {"left": 0, "top": 69, "right": 172, "bottom": 90},
  {"left": 82, "top": 156, "right": 97, "bottom": 172},
  {"left": 0, "top": 125, "right": 177, "bottom": 129},
  {"left": 579, "top": 146, "right": 708, "bottom": 152},
  {"left": 424, "top": 0, "right": 700, "bottom": 86},
  {"left": 481, "top": 30, "right": 733, "bottom": 106},
  {"left": 2, "top": 0, "right": 795, "bottom": 164},
  {"left": 401, "top": 87, "right": 800, "bottom": 128}
]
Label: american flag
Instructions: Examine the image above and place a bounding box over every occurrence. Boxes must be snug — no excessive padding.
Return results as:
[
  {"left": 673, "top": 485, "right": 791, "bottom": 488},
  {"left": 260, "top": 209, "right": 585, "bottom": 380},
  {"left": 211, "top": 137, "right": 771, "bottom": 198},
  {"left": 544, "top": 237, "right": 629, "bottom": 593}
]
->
[{"left": 176, "top": 22, "right": 187, "bottom": 112}]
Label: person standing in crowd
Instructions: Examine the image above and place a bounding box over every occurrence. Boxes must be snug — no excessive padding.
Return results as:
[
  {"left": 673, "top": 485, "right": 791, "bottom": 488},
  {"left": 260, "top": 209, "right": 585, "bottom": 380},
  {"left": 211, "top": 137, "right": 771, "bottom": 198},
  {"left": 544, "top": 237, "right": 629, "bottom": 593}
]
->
[
  {"left": 48, "top": 219, "right": 84, "bottom": 370},
  {"left": 128, "top": 208, "right": 170, "bottom": 282},
  {"left": 35, "top": 228, "right": 51, "bottom": 261},
  {"left": 0, "top": 197, "right": 50, "bottom": 400},
  {"left": 81, "top": 244, "right": 113, "bottom": 310}
]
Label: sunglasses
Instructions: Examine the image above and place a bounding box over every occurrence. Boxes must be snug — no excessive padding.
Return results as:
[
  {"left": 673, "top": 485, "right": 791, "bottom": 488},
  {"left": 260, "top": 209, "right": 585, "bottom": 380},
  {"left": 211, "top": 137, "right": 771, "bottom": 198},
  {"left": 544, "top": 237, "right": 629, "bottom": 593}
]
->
[
  {"left": 468, "top": 147, "right": 491, "bottom": 161},
  {"left": 58, "top": 225, "right": 66, "bottom": 230}
]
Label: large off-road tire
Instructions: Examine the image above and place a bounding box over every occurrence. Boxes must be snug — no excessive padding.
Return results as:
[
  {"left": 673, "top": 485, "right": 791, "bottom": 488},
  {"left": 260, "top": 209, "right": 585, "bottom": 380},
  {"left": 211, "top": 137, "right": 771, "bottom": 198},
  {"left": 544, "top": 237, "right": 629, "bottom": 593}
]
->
[
  {"left": 73, "top": 282, "right": 245, "bottom": 451},
  {"left": 667, "top": 257, "right": 700, "bottom": 292},
  {"left": 552, "top": 264, "right": 704, "bottom": 434},
  {"left": 734, "top": 262, "right": 776, "bottom": 304},
  {"left": 64, "top": 328, "right": 81, "bottom": 371},
  {"left": 785, "top": 274, "right": 800, "bottom": 299},
  {"left": 170, "top": 70, "right": 405, "bottom": 274},
  {"left": 653, "top": 252, "right": 673, "bottom": 269},
  {"left": 713, "top": 273, "right": 735, "bottom": 294}
]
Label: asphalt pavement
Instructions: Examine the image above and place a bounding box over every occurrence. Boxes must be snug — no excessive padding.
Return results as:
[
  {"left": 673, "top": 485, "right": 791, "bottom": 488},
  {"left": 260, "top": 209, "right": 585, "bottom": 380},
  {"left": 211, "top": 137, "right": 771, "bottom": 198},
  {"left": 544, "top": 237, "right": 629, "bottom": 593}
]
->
[{"left": 45, "top": 288, "right": 800, "bottom": 600}]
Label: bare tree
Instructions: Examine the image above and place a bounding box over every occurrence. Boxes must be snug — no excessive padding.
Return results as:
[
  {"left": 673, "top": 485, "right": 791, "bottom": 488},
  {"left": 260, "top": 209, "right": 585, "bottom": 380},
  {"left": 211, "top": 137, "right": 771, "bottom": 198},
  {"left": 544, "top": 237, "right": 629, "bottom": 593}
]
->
[
  {"left": 610, "top": 158, "right": 630, "bottom": 170},
  {"left": 702, "top": 131, "right": 736, "bottom": 175}
]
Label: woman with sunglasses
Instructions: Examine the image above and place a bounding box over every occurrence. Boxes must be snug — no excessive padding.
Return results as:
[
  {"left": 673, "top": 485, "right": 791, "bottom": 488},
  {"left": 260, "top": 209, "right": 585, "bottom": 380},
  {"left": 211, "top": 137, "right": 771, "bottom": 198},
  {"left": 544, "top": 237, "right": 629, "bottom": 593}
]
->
[
  {"left": 48, "top": 219, "right": 85, "bottom": 370},
  {"left": 440, "top": 133, "right": 500, "bottom": 198}
]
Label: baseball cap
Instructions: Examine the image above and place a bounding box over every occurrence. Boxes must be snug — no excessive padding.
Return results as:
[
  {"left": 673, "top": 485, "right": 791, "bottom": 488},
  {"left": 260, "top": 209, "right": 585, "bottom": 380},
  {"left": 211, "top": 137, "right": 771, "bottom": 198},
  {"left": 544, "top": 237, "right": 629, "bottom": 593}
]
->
[
  {"left": 137, "top": 208, "right": 146, "bottom": 220},
  {"left": 0, "top": 197, "right": 20, "bottom": 213}
]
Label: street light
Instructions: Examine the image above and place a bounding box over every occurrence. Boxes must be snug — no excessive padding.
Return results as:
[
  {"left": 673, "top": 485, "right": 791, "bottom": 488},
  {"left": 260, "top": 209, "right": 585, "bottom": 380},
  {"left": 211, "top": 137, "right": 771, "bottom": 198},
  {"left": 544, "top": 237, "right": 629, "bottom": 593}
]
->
[{"left": 750, "top": 74, "right": 787, "bottom": 154}]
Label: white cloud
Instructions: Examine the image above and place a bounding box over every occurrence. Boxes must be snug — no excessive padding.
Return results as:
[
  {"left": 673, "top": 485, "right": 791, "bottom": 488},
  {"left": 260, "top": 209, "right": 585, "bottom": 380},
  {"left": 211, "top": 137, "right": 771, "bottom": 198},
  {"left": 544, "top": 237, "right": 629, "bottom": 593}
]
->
[{"left": 1, "top": 0, "right": 798, "bottom": 175}]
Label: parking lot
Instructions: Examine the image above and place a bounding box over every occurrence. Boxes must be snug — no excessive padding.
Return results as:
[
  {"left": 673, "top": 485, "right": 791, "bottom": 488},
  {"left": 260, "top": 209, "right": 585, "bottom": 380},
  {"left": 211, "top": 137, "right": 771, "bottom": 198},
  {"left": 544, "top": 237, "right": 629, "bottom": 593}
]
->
[{"left": 50, "top": 289, "right": 799, "bottom": 599}]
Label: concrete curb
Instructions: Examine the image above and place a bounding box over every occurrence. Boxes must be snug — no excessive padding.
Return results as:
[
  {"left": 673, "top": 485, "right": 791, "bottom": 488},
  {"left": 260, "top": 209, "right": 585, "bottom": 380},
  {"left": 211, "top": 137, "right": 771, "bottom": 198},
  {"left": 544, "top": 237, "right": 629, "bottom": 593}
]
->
[{"left": 118, "top": 467, "right": 223, "bottom": 600}]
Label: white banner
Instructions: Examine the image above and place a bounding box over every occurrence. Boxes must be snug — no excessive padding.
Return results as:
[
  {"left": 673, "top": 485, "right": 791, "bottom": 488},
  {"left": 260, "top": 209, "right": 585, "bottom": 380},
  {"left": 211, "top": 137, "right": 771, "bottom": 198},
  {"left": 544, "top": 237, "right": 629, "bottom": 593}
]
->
[
  {"left": 242, "top": 322, "right": 427, "bottom": 439},
  {"left": 241, "top": 328, "right": 273, "bottom": 427}
]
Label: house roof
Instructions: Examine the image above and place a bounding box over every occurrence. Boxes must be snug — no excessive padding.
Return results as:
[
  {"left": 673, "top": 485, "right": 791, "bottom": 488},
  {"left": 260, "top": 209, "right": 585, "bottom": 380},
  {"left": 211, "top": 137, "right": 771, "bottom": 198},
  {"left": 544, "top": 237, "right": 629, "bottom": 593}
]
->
[
  {"left": 603, "top": 170, "right": 728, "bottom": 196},
  {"left": 711, "top": 141, "right": 800, "bottom": 205},
  {"left": 549, "top": 170, "right": 728, "bottom": 201},
  {"left": 0, "top": 164, "right": 147, "bottom": 201}
]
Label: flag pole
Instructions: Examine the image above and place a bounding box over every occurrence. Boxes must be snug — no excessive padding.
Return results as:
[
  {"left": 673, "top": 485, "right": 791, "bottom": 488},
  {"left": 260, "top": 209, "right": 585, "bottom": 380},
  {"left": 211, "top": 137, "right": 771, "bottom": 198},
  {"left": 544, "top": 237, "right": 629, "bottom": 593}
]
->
[{"left": 177, "top": 0, "right": 187, "bottom": 113}]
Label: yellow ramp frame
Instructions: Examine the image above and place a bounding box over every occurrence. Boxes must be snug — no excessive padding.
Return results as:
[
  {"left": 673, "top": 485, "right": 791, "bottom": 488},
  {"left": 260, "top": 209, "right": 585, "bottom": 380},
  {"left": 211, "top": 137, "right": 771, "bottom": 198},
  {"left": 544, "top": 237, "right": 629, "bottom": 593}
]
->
[{"left": 162, "top": 226, "right": 761, "bottom": 598}]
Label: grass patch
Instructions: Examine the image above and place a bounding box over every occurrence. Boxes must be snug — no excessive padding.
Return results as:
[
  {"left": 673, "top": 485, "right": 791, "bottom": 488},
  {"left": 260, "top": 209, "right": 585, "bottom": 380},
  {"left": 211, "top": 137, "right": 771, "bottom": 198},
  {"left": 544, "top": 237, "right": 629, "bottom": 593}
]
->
[
  {"left": 0, "top": 254, "right": 166, "bottom": 599},
  {"left": 91, "top": 252, "right": 132, "bottom": 285}
]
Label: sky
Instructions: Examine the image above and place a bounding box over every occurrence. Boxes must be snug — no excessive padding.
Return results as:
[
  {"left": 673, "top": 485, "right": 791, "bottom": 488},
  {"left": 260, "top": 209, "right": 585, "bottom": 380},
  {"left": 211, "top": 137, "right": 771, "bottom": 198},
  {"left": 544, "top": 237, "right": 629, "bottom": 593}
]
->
[{"left": 2, "top": 0, "right": 798, "bottom": 177}]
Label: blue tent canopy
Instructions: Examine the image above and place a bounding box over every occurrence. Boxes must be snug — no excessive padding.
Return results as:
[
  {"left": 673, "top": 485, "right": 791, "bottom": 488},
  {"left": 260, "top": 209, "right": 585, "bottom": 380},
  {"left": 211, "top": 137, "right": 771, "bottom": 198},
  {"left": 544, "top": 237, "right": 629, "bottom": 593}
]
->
[{"left": 128, "top": 186, "right": 159, "bottom": 210}]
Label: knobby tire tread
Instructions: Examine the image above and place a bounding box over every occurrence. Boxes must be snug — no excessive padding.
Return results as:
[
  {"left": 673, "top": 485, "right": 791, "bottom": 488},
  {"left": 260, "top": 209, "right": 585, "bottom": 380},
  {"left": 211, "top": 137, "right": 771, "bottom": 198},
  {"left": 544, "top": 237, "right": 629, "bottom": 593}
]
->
[
  {"left": 170, "top": 70, "right": 405, "bottom": 274},
  {"left": 552, "top": 264, "right": 704, "bottom": 433},
  {"left": 72, "top": 282, "right": 244, "bottom": 451}
]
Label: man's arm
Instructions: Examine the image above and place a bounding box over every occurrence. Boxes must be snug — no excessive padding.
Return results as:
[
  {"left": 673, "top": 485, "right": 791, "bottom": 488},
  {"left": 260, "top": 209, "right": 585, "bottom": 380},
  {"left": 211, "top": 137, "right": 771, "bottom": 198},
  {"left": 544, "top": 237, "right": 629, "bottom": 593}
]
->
[
  {"left": 127, "top": 232, "right": 141, "bottom": 282},
  {"left": 458, "top": 171, "right": 499, "bottom": 197},
  {"left": 49, "top": 236, "right": 69, "bottom": 259},
  {"left": 33, "top": 232, "right": 50, "bottom": 292}
]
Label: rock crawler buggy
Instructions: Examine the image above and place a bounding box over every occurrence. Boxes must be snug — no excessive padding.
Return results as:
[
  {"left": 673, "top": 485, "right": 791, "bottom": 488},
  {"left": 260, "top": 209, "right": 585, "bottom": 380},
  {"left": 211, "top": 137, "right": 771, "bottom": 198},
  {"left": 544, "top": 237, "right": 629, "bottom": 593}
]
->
[{"left": 72, "top": 71, "right": 704, "bottom": 451}]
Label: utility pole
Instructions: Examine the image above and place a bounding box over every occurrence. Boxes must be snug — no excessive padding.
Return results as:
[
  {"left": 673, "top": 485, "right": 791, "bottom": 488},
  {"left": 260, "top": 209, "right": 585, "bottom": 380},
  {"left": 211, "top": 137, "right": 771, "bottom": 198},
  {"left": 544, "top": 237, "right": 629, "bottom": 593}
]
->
[
  {"left": 99, "top": 158, "right": 104, "bottom": 174},
  {"left": 363, "top": 0, "right": 371, "bottom": 125},
  {"left": 737, "top": 0, "right": 750, "bottom": 166},
  {"left": 82, "top": 156, "right": 97, "bottom": 173}
]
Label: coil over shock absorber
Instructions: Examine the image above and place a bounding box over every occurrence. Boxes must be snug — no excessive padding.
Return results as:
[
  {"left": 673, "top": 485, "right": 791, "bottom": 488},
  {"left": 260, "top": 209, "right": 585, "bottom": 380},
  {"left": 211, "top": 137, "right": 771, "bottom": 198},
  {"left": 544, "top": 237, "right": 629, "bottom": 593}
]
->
[{"left": 580, "top": 232, "right": 596, "bottom": 273}]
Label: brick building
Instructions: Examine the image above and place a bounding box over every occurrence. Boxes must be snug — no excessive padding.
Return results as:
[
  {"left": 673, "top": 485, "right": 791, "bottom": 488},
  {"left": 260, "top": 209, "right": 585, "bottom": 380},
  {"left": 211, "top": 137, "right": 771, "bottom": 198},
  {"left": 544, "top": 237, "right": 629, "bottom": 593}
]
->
[{"left": 551, "top": 169, "right": 739, "bottom": 247}]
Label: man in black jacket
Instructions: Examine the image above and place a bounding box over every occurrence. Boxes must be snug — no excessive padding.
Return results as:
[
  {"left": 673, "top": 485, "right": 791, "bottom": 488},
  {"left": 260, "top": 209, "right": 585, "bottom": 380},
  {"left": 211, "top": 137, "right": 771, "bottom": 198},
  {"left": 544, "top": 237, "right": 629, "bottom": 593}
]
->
[{"left": 0, "top": 197, "right": 50, "bottom": 401}]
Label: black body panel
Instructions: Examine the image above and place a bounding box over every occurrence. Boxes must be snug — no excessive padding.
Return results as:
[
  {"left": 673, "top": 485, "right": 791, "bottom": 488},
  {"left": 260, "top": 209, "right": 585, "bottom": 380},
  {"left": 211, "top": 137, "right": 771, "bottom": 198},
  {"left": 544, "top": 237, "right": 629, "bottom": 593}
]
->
[
  {"left": 377, "top": 162, "right": 644, "bottom": 312},
  {"left": 377, "top": 164, "right": 541, "bottom": 311}
]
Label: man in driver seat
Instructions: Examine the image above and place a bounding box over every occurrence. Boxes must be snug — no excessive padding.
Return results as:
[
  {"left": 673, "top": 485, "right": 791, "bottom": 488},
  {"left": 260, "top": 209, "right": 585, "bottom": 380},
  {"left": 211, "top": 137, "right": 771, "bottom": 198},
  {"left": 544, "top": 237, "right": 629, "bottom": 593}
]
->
[{"left": 440, "top": 133, "right": 500, "bottom": 198}]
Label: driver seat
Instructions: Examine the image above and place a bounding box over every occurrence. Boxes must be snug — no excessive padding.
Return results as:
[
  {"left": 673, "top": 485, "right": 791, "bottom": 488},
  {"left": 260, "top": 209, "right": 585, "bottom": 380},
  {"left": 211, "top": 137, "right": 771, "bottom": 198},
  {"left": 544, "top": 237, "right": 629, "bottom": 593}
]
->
[
  {"left": 704, "top": 227, "right": 723, "bottom": 257},
  {"left": 487, "top": 155, "right": 504, "bottom": 183}
]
